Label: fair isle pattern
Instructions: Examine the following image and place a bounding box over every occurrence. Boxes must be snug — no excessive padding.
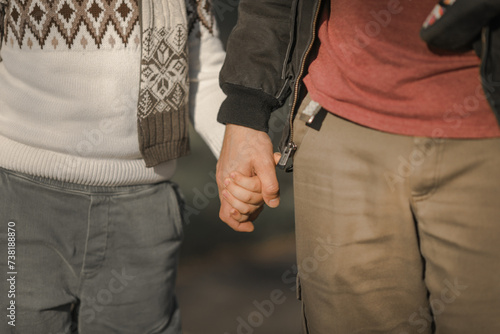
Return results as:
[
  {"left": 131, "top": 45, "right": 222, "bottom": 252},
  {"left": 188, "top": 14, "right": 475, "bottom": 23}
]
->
[
  {"left": 186, "top": 0, "right": 213, "bottom": 35},
  {"left": 3, "top": 0, "right": 139, "bottom": 49},
  {"left": 0, "top": 0, "right": 7, "bottom": 55},
  {"left": 138, "top": 24, "right": 188, "bottom": 119},
  {"left": 137, "top": 0, "right": 218, "bottom": 165},
  {"left": 137, "top": 0, "right": 215, "bottom": 119}
]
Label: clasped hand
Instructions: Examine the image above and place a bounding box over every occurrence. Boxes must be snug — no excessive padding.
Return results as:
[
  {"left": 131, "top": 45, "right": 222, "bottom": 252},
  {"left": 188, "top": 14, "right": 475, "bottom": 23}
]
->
[{"left": 216, "top": 124, "right": 281, "bottom": 232}]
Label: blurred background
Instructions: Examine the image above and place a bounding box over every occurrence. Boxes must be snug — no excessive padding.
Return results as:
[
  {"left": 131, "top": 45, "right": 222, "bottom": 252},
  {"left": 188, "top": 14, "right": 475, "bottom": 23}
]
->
[{"left": 172, "top": 1, "right": 301, "bottom": 333}]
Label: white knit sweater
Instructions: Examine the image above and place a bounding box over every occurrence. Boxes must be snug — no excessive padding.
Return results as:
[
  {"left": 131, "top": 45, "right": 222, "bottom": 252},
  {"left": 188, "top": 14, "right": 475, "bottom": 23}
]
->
[{"left": 0, "top": 0, "right": 225, "bottom": 186}]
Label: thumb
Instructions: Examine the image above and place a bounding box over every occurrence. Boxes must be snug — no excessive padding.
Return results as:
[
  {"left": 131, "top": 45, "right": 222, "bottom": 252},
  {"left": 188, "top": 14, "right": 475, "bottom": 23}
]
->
[
  {"left": 273, "top": 152, "right": 282, "bottom": 165},
  {"left": 254, "top": 158, "right": 280, "bottom": 208}
]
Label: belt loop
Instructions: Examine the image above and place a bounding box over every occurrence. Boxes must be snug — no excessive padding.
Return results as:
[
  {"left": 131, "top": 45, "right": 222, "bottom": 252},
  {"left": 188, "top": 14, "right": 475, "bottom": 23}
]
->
[{"left": 306, "top": 108, "right": 328, "bottom": 131}]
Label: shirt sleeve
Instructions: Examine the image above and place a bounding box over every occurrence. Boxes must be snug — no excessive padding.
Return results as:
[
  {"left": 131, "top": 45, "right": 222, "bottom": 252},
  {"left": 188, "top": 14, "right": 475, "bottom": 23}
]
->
[{"left": 188, "top": 17, "right": 226, "bottom": 159}]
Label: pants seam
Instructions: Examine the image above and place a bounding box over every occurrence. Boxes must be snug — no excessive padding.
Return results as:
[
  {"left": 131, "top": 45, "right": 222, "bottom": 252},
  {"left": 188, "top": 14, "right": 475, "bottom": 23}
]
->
[
  {"left": 411, "top": 140, "right": 445, "bottom": 202},
  {"left": 77, "top": 195, "right": 93, "bottom": 295}
]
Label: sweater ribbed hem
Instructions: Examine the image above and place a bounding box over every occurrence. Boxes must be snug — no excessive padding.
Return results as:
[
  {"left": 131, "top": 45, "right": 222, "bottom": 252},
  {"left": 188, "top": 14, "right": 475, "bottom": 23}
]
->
[
  {"left": 142, "top": 137, "right": 190, "bottom": 167},
  {"left": 0, "top": 135, "right": 176, "bottom": 186}
]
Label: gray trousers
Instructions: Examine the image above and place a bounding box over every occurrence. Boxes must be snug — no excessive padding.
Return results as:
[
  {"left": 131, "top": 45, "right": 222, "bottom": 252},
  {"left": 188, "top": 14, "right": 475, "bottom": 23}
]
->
[
  {"left": 0, "top": 167, "right": 183, "bottom": 334},
  {"left": 293, "top": 101, "right": 500, "bottom": 333}
]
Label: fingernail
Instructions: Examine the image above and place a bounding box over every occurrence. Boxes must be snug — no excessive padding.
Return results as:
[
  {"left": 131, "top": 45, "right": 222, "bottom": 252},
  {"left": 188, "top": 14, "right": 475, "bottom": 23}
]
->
[
  {"left": 230, "top": 208, "right": 237, "bottom": 215},
  {"left": 230, "top": 172, "right": 236, "bottom": 180},
  {"left": 269, "top": 199, "right": 279, "bottom": 207},
  {"left": 222, "top": 190, "right": 229, "bottom": 199},
  {"left": 224, "top": 178, "right": 230, "bottom": 187}
]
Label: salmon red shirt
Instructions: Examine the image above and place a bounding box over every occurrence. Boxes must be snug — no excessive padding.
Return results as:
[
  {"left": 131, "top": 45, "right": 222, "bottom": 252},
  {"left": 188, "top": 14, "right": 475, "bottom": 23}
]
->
[{"left": 303, "top": 0, "right": 500, "bottom": 138}]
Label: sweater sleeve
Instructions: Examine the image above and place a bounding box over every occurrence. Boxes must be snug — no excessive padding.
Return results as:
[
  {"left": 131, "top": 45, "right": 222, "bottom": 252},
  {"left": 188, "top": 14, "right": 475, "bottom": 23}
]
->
[{"left": 188, "top": 19, "right": 226, "bottom": 159}]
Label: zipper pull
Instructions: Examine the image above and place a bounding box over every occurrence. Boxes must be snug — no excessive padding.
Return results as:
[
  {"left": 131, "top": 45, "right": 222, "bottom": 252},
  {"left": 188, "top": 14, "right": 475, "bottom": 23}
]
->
[{"left": 277, "top": 142, "right": 297, "bottom": 171}]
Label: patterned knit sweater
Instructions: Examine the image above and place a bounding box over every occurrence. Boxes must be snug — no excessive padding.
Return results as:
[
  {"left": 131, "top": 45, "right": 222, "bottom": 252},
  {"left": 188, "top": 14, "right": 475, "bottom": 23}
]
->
[{"left": 0, "top": 0, "right": 225, "bottom": 186}]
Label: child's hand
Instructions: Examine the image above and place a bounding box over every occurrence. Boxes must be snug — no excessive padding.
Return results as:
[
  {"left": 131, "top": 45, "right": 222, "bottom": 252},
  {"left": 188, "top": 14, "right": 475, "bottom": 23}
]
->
[
  {"left": 221, "top": 153, "right": 281, "bottom": 224},
  {"left": 221, "top": 171, "right": 265, "bottom": 223}
]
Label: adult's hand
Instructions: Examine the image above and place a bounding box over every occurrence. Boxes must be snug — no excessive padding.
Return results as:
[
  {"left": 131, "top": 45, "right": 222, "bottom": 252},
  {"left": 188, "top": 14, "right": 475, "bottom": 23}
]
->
[{"left": 216, "top": 124, "right": 280, "bottom": 232}]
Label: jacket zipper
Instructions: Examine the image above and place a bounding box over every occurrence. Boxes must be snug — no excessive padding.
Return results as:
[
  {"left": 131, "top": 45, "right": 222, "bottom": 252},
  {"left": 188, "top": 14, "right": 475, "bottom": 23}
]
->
[{"left": 278, "top": 0, "right": 323, "bottom": 170}]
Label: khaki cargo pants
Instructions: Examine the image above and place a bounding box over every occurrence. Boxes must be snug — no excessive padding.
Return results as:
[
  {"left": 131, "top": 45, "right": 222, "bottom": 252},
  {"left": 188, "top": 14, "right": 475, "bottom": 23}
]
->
[{"left": 293, "top": 98, "right": 500, "bottom": 334}]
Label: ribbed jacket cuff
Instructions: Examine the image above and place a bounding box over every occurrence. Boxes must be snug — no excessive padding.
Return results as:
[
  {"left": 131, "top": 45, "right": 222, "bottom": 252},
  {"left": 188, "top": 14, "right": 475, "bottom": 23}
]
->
[{"left": 217, "top": 84, "right": 280, "bottom": 132}]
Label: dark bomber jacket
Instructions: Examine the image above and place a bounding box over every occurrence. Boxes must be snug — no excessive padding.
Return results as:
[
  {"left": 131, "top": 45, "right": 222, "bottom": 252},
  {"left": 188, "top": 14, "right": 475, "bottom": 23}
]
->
[
  {"left": 218, "top": 0, "right": 500, "bottom": 170},
  {"left": 420, "top": 0, "right": 500, "bottom": 127}
]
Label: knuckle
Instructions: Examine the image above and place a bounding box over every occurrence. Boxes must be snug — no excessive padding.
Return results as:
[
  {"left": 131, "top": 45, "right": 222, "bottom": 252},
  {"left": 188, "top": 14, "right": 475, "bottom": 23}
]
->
[
  {"left": 255, "top": 159, "right": 273, "bottom": 171},
  {"left": 263, "top": 183, "right": 280, "bottom": 195},
  {"left": 240, "top": 207, "right": 251, "bottom": 216},
  {"left": 253, "top": 183, "right": 262, "bottom": 193},
  {"left": 242, "top": 193, "right": 253, "bottom": 203},
  {"left": 233, "top": 173, "right": 242, "bottom": 183},
  {"left": 225, "top": 183, "right": 235, "bottom": 193}
]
